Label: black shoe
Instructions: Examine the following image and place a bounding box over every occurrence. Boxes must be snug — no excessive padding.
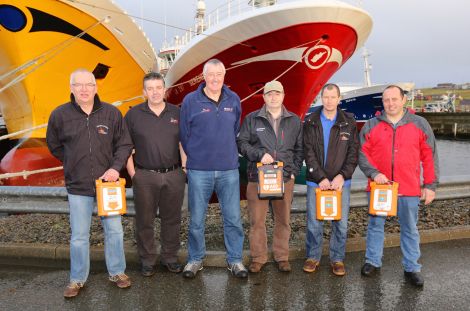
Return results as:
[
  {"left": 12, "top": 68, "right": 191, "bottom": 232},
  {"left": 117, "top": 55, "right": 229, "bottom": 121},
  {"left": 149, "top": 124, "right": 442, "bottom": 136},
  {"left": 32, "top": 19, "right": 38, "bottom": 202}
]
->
[
  {"left": 361, "top": 263, "right": 380, "bottom": 277},
  {"left": 404, "top": 271, "right": 424, "bottom": 287},
  {"left": 161, "top": 262, "right": 183, "bottom": 273},
  {"left": 141, "top": 265, "right": 156, "bottom": 277}
]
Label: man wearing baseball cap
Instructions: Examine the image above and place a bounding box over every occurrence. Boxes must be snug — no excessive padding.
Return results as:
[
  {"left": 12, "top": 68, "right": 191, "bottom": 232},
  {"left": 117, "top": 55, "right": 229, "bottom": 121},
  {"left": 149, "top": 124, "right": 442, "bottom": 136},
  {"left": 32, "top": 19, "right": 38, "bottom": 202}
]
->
[{"left": 237, "top": 80, "right": 303, "bottom": 273}]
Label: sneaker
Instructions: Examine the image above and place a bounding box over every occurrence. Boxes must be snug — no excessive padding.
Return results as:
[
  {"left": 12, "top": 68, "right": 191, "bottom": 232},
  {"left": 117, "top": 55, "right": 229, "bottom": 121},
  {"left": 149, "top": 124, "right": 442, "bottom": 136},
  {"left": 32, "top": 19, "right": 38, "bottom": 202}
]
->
[
  {"left": 277, "top": 261, "right": 291, "bottom": 272},
  {"left": 109, "top": 274, "right": 131, "bottom": 288},
  {"left": 160, "top": 262, "right": 183, "bottom": 273},
  {"left": 227, "top": 262, "right": 248, "bottom": 278},
  {"left": 248, "top": 262, "right": 264, "bottom": 273},
  {"left": 404, "top": 271, "right": 424, "bottom": 287},
  {"left": 182, "top": 261, "right": 203, "bottom": 279},
  {"left": 63, "top": 282, "right": 83, "bottom": 298},
  {"left": 303, "top": 258, "right": 320, "bottom": 273},
  {"left": 331, "top": 261, "right": 346, "bottom": 276}
]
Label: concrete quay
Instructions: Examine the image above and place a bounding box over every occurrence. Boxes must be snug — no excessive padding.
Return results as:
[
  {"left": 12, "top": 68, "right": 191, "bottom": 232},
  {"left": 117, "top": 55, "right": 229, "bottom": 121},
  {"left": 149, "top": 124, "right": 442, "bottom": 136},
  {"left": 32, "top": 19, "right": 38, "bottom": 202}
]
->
[{"left": 1, "top": 225, "right": 469, "bottom": 270}]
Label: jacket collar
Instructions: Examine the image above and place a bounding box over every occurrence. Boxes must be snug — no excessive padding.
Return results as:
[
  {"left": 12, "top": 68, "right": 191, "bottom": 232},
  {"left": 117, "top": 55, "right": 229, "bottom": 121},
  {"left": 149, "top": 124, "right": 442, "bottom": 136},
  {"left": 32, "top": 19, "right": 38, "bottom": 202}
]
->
[
  {"left": 70, "top": 93, "right": 102, "bottom": 114},
  {"left": 256, "top": 104, "right": 293, "bottom": 119},
  {"left": 377, "top": 108, "right": 414, "bottom": 126},
  {"left": 310, "top": 107, "right": 348, "bottom": 125},
  {"left": 196, "top": 82, "right": 230, "bottom": 103}
]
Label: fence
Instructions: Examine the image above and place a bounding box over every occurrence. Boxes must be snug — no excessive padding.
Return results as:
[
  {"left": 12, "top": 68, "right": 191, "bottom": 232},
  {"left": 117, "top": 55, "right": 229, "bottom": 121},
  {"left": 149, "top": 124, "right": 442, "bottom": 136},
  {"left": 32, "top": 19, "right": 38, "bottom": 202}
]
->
[{"left": 1, "top": 180, "right": 469, "bottom": 215}]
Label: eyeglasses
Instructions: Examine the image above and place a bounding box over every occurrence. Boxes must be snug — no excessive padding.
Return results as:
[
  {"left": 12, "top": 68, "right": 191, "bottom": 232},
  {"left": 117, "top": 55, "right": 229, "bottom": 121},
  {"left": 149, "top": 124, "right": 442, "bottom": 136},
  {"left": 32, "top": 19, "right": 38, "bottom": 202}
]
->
[{"left": 72, "top": 83, "right": 96, "bottom": 89}]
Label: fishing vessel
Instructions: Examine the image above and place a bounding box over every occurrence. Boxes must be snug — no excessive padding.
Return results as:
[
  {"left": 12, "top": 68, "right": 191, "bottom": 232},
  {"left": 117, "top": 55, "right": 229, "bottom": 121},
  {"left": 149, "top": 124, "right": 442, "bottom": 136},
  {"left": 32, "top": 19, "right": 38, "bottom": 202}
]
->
[
  {"left": 0, "top": 0, "right": 372, "bottom": 187},
  {"left": 308, "top": 48, "right": 414, "bottom": 128},
  {"left": 161, "top": 0, "right": 373, "bottom": 120},
  {"left": 0, "top": 0, "right": 156, "bottom": 185}
]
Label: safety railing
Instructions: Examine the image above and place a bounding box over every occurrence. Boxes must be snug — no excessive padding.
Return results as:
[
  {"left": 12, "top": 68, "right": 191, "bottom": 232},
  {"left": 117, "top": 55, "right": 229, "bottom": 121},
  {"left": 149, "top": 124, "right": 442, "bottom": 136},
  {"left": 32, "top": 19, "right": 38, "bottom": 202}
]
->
[{"left": 0, "top": 180, "right": 469, "bottom": 215}]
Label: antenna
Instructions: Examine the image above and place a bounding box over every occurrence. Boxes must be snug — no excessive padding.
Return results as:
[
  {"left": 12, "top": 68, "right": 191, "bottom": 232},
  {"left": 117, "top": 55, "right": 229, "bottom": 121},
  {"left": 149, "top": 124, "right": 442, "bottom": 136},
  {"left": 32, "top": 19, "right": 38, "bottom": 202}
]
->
[
  {"left": 362, "top": 47, "right": 372, "bottom": 87},
  {"left": 140, "top": 0, "right": 144, "bottom": 30}
]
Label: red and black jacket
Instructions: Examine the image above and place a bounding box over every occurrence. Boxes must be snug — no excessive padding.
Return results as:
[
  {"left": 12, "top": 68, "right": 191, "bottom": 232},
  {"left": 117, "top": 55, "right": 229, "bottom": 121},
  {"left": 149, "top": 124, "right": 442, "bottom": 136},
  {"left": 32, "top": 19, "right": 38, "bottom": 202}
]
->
[{"left": 358, "top": 108, "right": 439, "bottom": 196}]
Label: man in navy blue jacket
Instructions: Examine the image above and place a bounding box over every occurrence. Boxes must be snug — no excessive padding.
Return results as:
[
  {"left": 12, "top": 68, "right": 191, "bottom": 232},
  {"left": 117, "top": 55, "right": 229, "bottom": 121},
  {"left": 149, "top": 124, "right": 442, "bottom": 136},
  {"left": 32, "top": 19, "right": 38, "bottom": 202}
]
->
[{"left": 179, "top": 59, "right": 247, "bottom": 279}]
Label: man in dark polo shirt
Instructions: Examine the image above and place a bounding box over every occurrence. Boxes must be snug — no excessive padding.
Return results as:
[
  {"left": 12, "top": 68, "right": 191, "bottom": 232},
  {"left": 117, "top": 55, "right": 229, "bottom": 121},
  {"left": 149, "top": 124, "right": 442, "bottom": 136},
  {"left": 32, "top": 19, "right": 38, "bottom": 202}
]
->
[{"left": 125, "top": 72, "right": 187, "bottom": 276}]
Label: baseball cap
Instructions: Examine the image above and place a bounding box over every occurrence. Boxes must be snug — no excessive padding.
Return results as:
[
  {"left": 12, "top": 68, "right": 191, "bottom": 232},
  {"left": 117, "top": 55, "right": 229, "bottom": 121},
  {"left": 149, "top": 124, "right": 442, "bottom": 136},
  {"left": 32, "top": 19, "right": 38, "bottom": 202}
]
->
[{"left": 263, "top": 80, "right": 284, "bottom": 94}]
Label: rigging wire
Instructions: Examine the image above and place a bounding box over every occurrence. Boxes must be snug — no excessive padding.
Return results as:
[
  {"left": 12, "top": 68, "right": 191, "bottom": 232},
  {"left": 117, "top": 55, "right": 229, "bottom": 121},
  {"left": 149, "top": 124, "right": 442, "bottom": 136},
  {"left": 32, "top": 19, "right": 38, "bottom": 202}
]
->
[
  {"left": 0, "top": 17, "right": 107, "bottom": 94},
  {"left": 63, "top": 0, "right": 254, "bottom": 49}
]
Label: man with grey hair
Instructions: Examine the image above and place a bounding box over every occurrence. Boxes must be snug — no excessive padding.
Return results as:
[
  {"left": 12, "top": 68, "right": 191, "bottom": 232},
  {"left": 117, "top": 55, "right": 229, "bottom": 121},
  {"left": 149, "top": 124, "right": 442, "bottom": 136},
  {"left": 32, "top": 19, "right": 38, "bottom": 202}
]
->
[
  {"left": 47, "top": 69, "right": 133, "bottom": 298},
  {"left": 180, "top": 59, "right": 247, "bottom": 279}
]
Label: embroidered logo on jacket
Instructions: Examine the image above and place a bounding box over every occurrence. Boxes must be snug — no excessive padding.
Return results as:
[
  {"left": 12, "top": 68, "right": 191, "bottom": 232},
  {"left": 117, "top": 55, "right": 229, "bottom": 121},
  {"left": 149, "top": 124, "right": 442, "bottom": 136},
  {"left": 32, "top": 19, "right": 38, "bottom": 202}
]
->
[
  {"left": 96, "top": 125, "right": 109, "bottom": 135},
  {"left": 339, "top": 132, "right": 350, "bottom": 141},
  {"left": 202, "top": 108, "right": 211, "bottom": 113},
  {"left": 170, "top": 117, "right": 179, "bottom": 124},
  {"left": 256, "top": 127, "right": 265, "bottom": 132},
  {"left": 224, "top": 107, "right": 233, "bottom": 112}
]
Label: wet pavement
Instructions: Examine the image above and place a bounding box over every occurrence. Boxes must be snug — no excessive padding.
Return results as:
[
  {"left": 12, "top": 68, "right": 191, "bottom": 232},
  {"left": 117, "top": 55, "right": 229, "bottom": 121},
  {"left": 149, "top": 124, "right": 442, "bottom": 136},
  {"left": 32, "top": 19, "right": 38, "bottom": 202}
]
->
[{"left": 0, "top": 239, "right": 469, "bottom": 311}]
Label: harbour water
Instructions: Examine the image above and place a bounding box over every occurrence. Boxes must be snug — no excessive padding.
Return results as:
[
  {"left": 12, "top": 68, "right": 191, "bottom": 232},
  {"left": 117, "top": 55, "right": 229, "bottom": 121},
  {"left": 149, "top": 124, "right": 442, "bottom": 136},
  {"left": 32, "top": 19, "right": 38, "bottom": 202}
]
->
[{"left": 351, "top": 138, "right": 470, "bottom": 183}]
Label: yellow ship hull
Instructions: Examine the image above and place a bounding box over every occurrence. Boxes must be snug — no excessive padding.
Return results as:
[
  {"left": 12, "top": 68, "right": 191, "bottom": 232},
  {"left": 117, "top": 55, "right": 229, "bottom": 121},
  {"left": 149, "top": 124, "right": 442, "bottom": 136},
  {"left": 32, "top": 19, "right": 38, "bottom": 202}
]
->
[{"left": 0, "top": 0, "right": 156, "bottom": 185}]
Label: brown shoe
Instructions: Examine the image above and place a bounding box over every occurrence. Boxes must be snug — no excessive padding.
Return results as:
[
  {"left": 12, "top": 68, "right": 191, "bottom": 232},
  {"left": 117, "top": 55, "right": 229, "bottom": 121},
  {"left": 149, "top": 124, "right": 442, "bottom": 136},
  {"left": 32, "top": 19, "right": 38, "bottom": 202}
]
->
[
  {"left": 249, "top": 262, "right": 264, "bottom": 273},
  {"left": 277, "top": 261, "right": 291, "bottom": 272},
  {"left": 331, "top": 261, "right": 346, "bottom": 276},
  {"left": 63, "top": 282, "right": 83, "bottom": 298},
  {"left": 109, "top": 273, "right": 131, "bottom": 288},
  {"left": 303, "top": 258, "right": 320, "bottom": 273}
]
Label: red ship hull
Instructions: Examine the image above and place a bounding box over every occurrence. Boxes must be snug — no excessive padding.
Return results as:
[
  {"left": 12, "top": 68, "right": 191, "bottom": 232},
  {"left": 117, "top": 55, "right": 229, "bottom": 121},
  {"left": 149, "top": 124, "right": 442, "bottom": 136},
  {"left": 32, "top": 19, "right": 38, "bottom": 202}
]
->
[{"left": 0, "top": 1, "right": 372, "bottom": 187}]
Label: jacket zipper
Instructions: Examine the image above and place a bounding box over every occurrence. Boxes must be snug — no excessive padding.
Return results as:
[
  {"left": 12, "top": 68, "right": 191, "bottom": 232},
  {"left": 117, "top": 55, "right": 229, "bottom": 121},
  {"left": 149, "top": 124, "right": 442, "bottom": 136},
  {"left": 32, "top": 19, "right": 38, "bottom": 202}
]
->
[
  {"left": 86, "top": 116, "right": 95, "bottom": 193},
  {"left": 263, "top": 116, "right": 278, "bottom": 161},
  {"left": 86, "top": 107, "right": 103, "bottom": 194}
]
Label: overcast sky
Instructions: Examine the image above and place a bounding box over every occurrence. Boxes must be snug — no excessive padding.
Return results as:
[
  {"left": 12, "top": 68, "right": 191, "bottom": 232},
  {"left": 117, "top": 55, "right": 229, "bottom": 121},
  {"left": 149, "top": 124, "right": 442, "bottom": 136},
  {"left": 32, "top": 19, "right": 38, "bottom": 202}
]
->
[{"left": 115, "top": 0, "right": 470, "bottom": 88}]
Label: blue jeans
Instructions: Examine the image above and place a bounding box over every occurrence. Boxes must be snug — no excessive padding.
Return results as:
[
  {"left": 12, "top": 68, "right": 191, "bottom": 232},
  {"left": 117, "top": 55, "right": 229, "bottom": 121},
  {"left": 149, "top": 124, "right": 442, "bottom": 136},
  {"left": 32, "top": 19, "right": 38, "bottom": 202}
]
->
[
  {"left": 186, "top": 169, "right": 244, "bottom": 264},
  {"left": 365, "top": 196, "right": 421, "bottom": 272},
  {"left": 305, "top": 186, "right": 351, "bottom": 262},
  {"left": 68, "top": 194, "right": 126, "bottom": 283}
]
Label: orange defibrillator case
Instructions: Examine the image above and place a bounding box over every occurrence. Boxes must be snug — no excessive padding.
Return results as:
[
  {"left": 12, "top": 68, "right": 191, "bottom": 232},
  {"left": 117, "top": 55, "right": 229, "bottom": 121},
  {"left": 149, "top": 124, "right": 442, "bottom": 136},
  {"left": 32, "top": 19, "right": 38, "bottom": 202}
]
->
[
  {"left": 369, "top": 181, "right": 399, "bottom": 216},
  {"left": 315, "top": 188, "right": 342, "bottom": 220},
  {"left": 96, "top": 178, "right": 127, "bottom": 216},
  {"left": 257, "top": 162, "right": 284, "bottom": 199}
]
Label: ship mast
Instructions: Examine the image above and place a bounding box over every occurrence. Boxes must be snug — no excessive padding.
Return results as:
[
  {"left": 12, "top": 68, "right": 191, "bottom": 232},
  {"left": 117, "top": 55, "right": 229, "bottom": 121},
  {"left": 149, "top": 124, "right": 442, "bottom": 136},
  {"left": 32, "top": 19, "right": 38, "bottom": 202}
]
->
[
  {"left": 362, "top": 47, "right": 372, "bottom": 87},
  {"left": 195, "top": 0, "right": 206, "bottom": 34}
]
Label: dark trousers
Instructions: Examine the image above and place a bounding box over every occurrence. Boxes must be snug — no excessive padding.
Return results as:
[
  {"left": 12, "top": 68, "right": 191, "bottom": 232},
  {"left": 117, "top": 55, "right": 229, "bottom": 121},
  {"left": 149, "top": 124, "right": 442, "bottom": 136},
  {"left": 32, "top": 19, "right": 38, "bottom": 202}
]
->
[{"left": 132, "top": 168, "right": 186, "bottom": 266}]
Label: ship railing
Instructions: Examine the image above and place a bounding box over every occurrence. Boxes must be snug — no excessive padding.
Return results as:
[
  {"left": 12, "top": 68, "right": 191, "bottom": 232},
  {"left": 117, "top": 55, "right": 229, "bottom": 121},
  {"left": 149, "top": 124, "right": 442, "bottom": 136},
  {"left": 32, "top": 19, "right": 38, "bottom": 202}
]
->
[
  {"left": 176, "top": 0, "right": 282, "bottom": 48},
  {"left": 1, "top": 180, "right": 469, "bottom": 215}
]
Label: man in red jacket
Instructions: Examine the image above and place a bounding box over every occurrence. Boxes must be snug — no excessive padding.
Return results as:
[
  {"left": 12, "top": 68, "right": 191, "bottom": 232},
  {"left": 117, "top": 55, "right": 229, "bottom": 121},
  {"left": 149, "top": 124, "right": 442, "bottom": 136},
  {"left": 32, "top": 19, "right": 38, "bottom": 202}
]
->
[{"left": 358, "top": 85, "right": 439, "bottom": 287}]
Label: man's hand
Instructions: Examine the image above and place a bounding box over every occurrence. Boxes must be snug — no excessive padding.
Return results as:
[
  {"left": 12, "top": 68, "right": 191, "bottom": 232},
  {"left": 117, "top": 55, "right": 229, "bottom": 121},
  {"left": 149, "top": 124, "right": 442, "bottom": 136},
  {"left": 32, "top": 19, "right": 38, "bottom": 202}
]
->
[
  {"left": 99, "top": 168, "right": 120, "bottom": 182},
  {"left": 260, "top": 153, "right": 274, "bottom": 165},
  {"left": 422, "top": 188, "right": 436, "bottom": 205},
  {"left": 373, "top": 173, "right": 389, "bottom": 184},
  {"left": 331, "top": 174, "right": 344, "bottom": 191},
  {"left": 128, "top": 169, "right": 136, "bottom": 179},
  {"left": 318, "top": 178, "right": 331, "bottom": 191}
]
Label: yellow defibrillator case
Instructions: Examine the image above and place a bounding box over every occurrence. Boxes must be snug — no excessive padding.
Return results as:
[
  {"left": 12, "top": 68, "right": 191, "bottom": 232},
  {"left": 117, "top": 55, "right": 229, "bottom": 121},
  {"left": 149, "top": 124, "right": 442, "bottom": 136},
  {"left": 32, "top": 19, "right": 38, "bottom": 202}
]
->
[
  {"left": 96, "top": 178, "right": 127, "bottom": 216},
  {"left": 257, "top": 162, "right": 284, "bottom": 199},
  {"left": 369, "top": 181, "right": 398, "bottom": 216},
  {"left": 315, "top": 188, "right": 342, "bottom": 220}
]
